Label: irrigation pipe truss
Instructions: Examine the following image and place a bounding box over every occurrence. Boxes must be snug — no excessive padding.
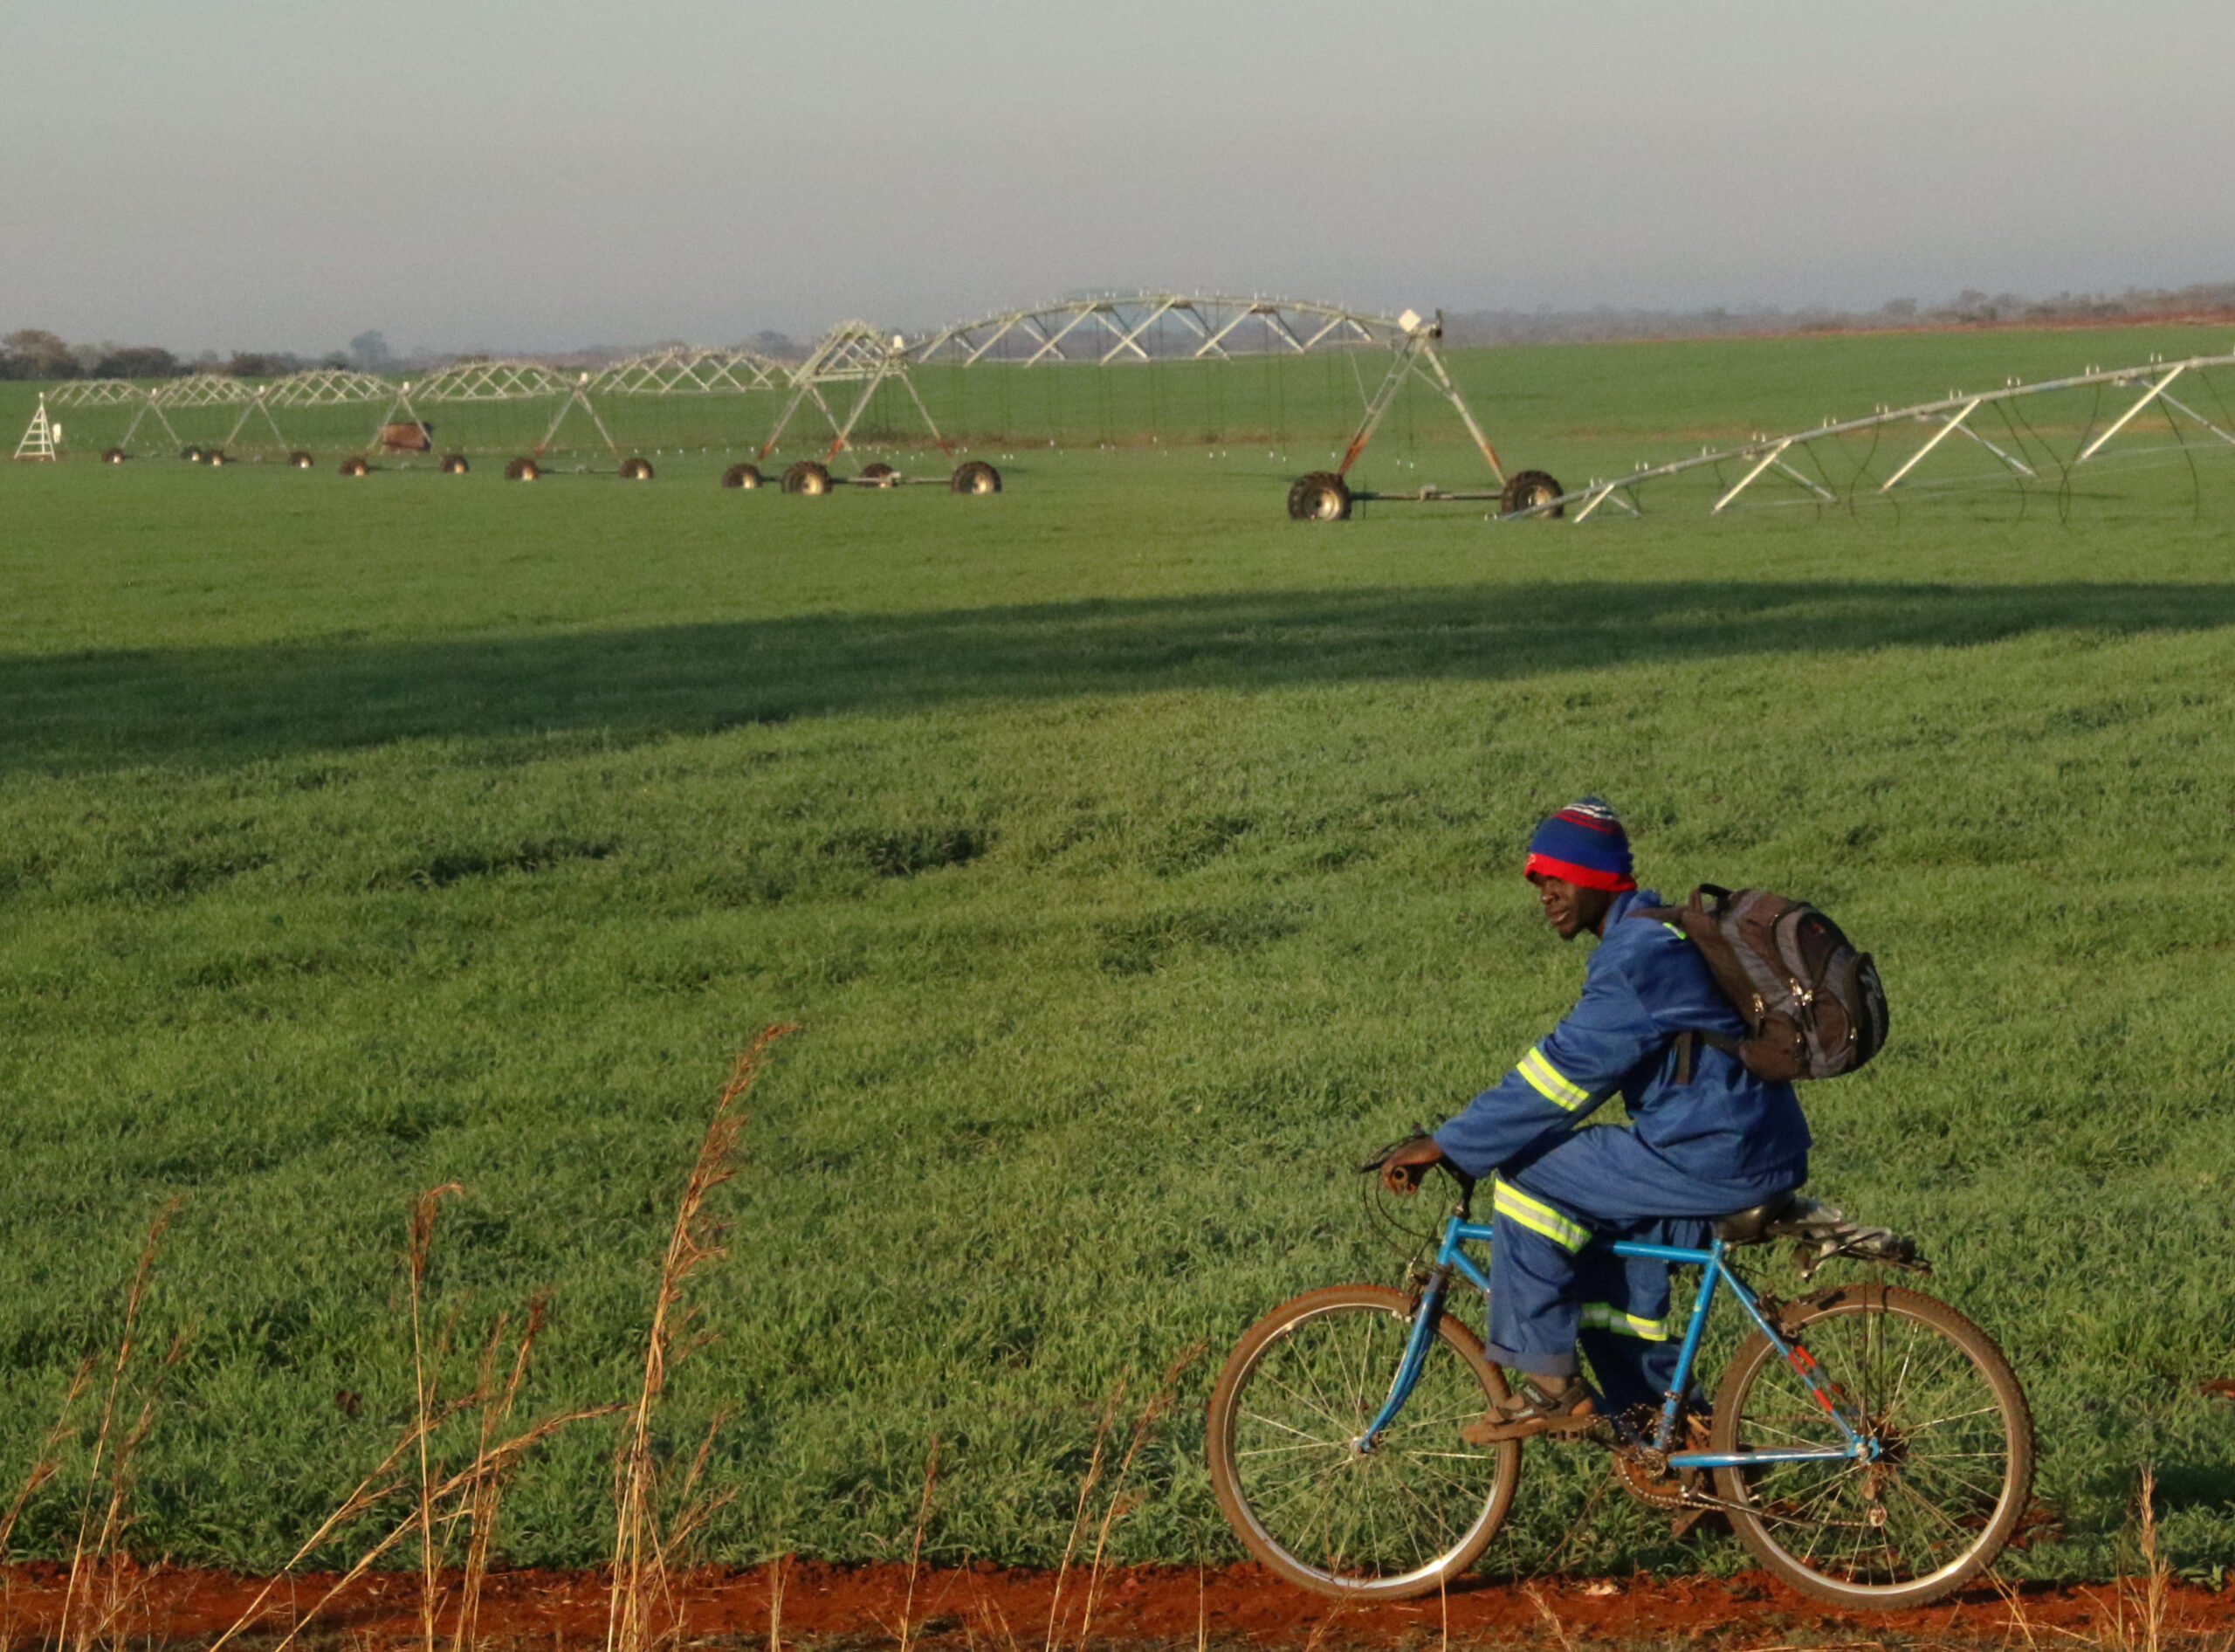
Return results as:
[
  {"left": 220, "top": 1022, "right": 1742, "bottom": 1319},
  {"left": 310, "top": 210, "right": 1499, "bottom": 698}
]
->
[
  {"left": 908, "top": 293, "right": 1406, "bottom": 366},
  {"left": 1526, "top": 350, "right": 2235, "bottom": 520},
  {"left": 41, "top": 293, "right": 1495, "bottom": 470}
]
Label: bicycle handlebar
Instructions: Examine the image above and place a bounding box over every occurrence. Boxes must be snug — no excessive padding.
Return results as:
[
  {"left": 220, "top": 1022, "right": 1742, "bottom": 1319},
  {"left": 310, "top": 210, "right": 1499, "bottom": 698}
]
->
[{"left": 1358, "top": 1132, "right": 1478, "bottom": 1200}]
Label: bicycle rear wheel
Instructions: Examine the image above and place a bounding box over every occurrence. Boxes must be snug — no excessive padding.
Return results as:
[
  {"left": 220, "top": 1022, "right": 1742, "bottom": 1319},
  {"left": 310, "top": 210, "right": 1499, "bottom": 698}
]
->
[
  {"left": 1711, "top": 1282, "right": 2033, "bottom": 1608},
  {"left": 1207, "top": 1284, "right": 1522, "bottom": 1599}
]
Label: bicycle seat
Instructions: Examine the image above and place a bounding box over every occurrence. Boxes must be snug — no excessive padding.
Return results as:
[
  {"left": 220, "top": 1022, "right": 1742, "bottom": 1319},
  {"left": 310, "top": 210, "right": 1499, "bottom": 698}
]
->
[{"left": 1715, "top": 1189, "right": 1805, "bottom": 1245}]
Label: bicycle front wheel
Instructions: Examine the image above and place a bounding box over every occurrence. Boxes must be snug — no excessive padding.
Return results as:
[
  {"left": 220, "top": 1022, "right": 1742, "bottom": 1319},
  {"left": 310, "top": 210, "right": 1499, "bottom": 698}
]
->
[
  {"left": 1207, "top": 1284, "right": 1522, "bottom": 1599},
  {"left": 1711, "top": 1282, "right": 2034, "bottom": 1609}
]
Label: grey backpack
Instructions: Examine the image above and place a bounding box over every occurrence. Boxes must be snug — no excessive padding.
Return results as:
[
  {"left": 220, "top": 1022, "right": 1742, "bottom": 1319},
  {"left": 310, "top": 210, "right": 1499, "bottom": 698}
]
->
[{"left": 1639, "top": 885, "right": 1888, "bottom": 1082}]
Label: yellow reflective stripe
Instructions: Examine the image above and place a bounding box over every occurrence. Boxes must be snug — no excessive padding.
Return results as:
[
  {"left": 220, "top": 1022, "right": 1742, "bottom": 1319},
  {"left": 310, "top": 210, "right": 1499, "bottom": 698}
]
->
[
  {"left": 1517, "top": 1046, "right": 1590, "bottom": 1112},
  {"left": 1491, "top": 1180, "right": 1591, "bottom": 1252},
  {"left": 1580, "top": 1302, "right": 1669, "bottom": 1341}
]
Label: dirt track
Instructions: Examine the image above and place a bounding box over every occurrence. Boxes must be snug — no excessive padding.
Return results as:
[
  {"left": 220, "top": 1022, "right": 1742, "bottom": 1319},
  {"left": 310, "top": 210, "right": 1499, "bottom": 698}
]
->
[{"left": 3, "top": 1561, "right": 2232, "bottom": 1649}]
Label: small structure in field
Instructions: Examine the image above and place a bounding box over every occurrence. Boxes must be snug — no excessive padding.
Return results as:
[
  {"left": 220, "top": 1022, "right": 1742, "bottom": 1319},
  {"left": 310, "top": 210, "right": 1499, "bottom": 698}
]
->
[{"left": 13, "top": 396, "right": 58, "bottom": 461}]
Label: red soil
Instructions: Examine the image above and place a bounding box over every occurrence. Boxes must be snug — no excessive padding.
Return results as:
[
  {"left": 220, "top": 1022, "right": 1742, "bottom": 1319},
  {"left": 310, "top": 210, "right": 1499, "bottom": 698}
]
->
[{"left": 3, "top": 1560, "right": 2231, "bottom": 1649}]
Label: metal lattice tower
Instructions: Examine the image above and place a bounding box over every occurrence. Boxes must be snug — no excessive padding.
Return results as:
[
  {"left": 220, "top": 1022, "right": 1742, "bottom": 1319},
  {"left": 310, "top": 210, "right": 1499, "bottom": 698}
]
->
[
  {"left": 13, "top": 395, "right": 58, "bottom": 461},
  {"left": 757, "top": 322, "right": 951, "bottom": 463}
]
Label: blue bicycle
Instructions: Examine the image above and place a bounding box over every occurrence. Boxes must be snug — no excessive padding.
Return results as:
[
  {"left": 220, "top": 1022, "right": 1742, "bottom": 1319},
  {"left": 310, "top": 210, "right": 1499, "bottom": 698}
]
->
[{"left": 1207, "top": 1161, "right": 2033, "bottom": 1609}]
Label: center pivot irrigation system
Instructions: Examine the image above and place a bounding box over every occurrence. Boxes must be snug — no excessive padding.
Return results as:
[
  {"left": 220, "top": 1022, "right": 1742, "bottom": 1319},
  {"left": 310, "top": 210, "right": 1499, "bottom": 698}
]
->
[
  {"left": 910, "top": 293, "right": 1561, "bottom": 520},
  {"left": 30, "top": 293, "right": 1534, "bottom": 507},
  {"left": 1516, "top": 348, "right": 2235, "bottom": 522},
  {"left": 40, "top": 327, "right": 998, "bottom": 492},
  {"left": 32, "top": 295, "right": 2230, "bottom": 524}
]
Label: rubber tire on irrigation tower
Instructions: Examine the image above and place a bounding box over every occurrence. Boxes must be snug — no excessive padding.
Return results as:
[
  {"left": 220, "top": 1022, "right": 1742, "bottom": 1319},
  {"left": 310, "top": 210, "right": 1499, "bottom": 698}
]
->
[
  {"left": 1499, "top": 470, "right": 1565, "bottom": 518},
  {"left": 505, "top": 458, "right": 540, "bottom": 482},
  {"left": 288, "top": 451, "right": 314, "bottom": 469},
  {"left": 206, "top": 451, "right": 229, "bottom": 466},
  {"left": 1206, "top": 1284, "right": 1523, "bottom": 1600},
  {"left": 1287, "top": 472, "right": 1351, "bottom": 521},
  {"left": 782, "top": 460, "right": 833, "bottom": 496},
  {"left": 859, "top": 461, "right": 897, "bottom": 485},
  {"left": 339, "top": 456, "right": 369, "bottom": 477},
  {"left": 950, "top": 460, "right": 1001, "bottom": 495},
  {"left": 720, "top": 464, "right": 764, "bottom": 489},
  {"left": 182, "top": 446, "right": 205, "bottom": 464},
  {"left": 102, "top": 448, "right": 127, "bottom": 465},
  {"left": 440, "top": 453, "right": 470, "bottom": 475},
  {"left": 1709, "top": 1283, "right": 2035, "bottom": 1609},
  {"left": 619, "top": 456, "right": 655, "bottom": 481}
]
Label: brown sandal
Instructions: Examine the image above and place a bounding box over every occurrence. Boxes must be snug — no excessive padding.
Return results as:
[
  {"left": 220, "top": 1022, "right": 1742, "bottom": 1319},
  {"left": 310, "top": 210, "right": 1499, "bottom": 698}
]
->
[{"left": 1462, "top": 1377, "right": 1600, "bottom": 1444}]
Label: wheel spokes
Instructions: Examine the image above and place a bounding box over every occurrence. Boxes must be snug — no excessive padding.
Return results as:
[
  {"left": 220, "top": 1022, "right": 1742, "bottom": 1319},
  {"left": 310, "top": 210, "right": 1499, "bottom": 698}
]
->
[
  {"left": 1229, "top": 1304, "right": 1504, "bottom": 1580},
  {"left": 1732, "top": 1304, "right": 2014, "bottom": 1587}
]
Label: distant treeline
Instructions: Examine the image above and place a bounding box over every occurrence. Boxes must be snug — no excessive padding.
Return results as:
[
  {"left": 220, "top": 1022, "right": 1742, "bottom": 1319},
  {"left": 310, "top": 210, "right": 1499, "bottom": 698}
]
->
[
  {"left": 0, "top": 327, "right": 807, "bottom": 382},
  {"left": 0, "top": 328, "right": 358, "bottom": 382},
  {"left": 1442, "top": 281, "right": 2235, "bottom": 346}
]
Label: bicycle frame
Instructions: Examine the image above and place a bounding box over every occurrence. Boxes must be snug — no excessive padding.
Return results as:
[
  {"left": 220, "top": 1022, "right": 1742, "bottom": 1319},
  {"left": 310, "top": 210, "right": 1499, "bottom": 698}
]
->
[{"left": 1359, "top": 1210, "right": 1878, "bottom": 1472}]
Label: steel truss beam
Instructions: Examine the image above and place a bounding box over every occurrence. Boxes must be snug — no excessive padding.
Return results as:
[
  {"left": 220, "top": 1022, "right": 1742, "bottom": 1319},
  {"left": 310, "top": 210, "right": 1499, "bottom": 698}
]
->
[
  {"left": 365, "top": 361, "right": 618, "bottom": 459},
  {"left": 46, "top": 378, "right": 178, "bottom": 453},
  {"left": 911, "top": 293, "right": 1399, "bottom": 366},
  {"left": 259, "top": 368, "right": 395, "bottom": 407},
  {"left": 588, "top": 348, "right": 787, "bottom": 396},
  {"left": 1537, "top": 352, "right": 2235, "bottom": 521},
  {"left": 48, "top": 379, "right": 156, "bottom": 409}
]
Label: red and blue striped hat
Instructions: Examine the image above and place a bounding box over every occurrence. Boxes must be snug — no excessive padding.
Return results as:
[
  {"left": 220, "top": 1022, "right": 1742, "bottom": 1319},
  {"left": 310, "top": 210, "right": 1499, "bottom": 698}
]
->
[{"left": 1523, "top": 797, "right": 1636, "bottom": 892}]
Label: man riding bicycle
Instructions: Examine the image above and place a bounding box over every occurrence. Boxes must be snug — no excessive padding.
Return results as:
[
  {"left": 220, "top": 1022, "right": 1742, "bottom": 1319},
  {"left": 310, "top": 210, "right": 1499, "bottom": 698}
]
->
[{"left": 1381, "top": 798, "right": 1812, "bottom": 1442}]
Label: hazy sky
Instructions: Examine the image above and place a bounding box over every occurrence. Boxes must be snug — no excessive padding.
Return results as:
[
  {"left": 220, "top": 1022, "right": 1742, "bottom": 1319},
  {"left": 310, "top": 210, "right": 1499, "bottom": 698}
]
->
[{"left": 9, "top": 0, "right": 2234, "bottom": 355}]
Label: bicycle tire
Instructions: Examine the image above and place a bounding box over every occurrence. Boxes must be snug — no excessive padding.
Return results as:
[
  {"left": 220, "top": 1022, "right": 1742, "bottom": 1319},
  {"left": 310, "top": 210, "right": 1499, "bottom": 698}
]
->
[
  {"left": 1207, "top": 1284, "right": 1522, "bottom": 1599},
  {"left": 1710, "top": 1282, "right": 2033, "bottom": 1609}
]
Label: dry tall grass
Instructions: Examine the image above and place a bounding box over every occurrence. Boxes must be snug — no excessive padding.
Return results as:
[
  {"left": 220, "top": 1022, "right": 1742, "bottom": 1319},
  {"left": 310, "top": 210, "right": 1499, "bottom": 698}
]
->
[
  {"left": 202, "top": 1187, "right": 609, "bottom": 1652},
  {"left": 408, "top": 1184, "right": 464, "bottom": 1652},
  {"left": 1987, "top": 1466, "right": 2235, "bottom": 1652},
  {"left": 55, "top": 1200, "right": 184, "bottom": 1652},
  {"left": 605, "top": 1023, "right": 800, "bottom": 1652}
]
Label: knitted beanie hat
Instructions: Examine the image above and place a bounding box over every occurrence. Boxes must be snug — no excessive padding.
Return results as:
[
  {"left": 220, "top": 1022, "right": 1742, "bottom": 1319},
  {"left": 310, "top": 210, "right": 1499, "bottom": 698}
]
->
[{"left": 1523, "top": 797, "right": 1637, "bottom": 891}]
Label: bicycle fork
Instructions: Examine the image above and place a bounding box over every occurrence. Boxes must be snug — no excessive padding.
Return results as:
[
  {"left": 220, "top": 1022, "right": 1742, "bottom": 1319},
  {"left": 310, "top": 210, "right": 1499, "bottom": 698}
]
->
[{"left": 1353, "top": 1265, "right": 1457, "bottom": 1453}]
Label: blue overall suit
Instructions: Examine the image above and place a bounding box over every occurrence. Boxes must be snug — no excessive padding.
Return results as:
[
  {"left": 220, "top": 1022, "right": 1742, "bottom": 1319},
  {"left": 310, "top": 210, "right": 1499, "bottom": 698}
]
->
[{"left": 1432, "top": 888, "right": 1812, "bottom": 1415}]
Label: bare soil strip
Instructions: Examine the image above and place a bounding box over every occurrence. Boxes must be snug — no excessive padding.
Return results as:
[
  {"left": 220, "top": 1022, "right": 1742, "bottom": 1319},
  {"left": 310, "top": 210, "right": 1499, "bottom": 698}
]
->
[{"left": 3, "top": 1562, "right": 2231, "bottom": 1649}]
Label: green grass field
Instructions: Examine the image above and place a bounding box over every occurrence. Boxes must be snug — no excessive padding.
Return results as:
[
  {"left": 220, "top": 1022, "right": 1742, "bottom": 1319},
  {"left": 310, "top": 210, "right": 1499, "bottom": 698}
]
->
[{"left": 3, "top": 325, "right": 2232, "bottom": 1584}]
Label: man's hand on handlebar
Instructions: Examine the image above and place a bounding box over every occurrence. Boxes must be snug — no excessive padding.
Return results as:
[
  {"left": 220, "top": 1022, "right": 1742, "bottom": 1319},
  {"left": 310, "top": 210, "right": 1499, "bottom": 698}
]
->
[{"left": 1379, "top": 1135, "right": 1448, "bottom": 1196}]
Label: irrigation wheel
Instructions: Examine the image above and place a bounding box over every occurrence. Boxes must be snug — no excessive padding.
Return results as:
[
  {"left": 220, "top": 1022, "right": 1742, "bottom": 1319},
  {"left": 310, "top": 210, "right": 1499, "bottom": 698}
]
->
[
  {"left": 950, "top": 460, "right": 1001, "bottom": 495},
  {"left": 1499, "top": 470, "right": 1566, "bottom": 518},
  {"left": 1287, "top": 471, "right": 1351, "bottom": 521},
  {"left": 206, "top": 450, "right": 229, "bottom": 466},
  {"left": 440, "top": 453, "right": 471, "bottom": 475},
  {"left": 505, "top": 457, "right": 540, "bottom": 482},
  {"left": 339, "top": 455, "right": 369, "bottom": 477},
  {"left": 181, "top": 446, "right": 205, "bottom": 464},
  {"left": 619, "top": 456, "right": 655, "bottom": 481},
  {"left": 721, "top": 463, "right": 764, "bottom": 489},
  {"left": 102, "top": 447, "right": 127, "bottom": 465},
  {"left": 288, "top": 450, "right": 314, "bottom": 469},
  {"left": 859, "top": 460, "right": 897, "bottom": 483},
  {"left": 782, "top": 460, "right": 833, "bottom": 496}
]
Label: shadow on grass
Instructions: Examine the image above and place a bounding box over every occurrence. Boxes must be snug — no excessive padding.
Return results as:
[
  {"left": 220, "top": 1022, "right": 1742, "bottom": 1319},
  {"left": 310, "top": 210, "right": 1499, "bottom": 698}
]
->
[{"left": 7, "top": 580, "right": 2235, "bottom": 773}]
